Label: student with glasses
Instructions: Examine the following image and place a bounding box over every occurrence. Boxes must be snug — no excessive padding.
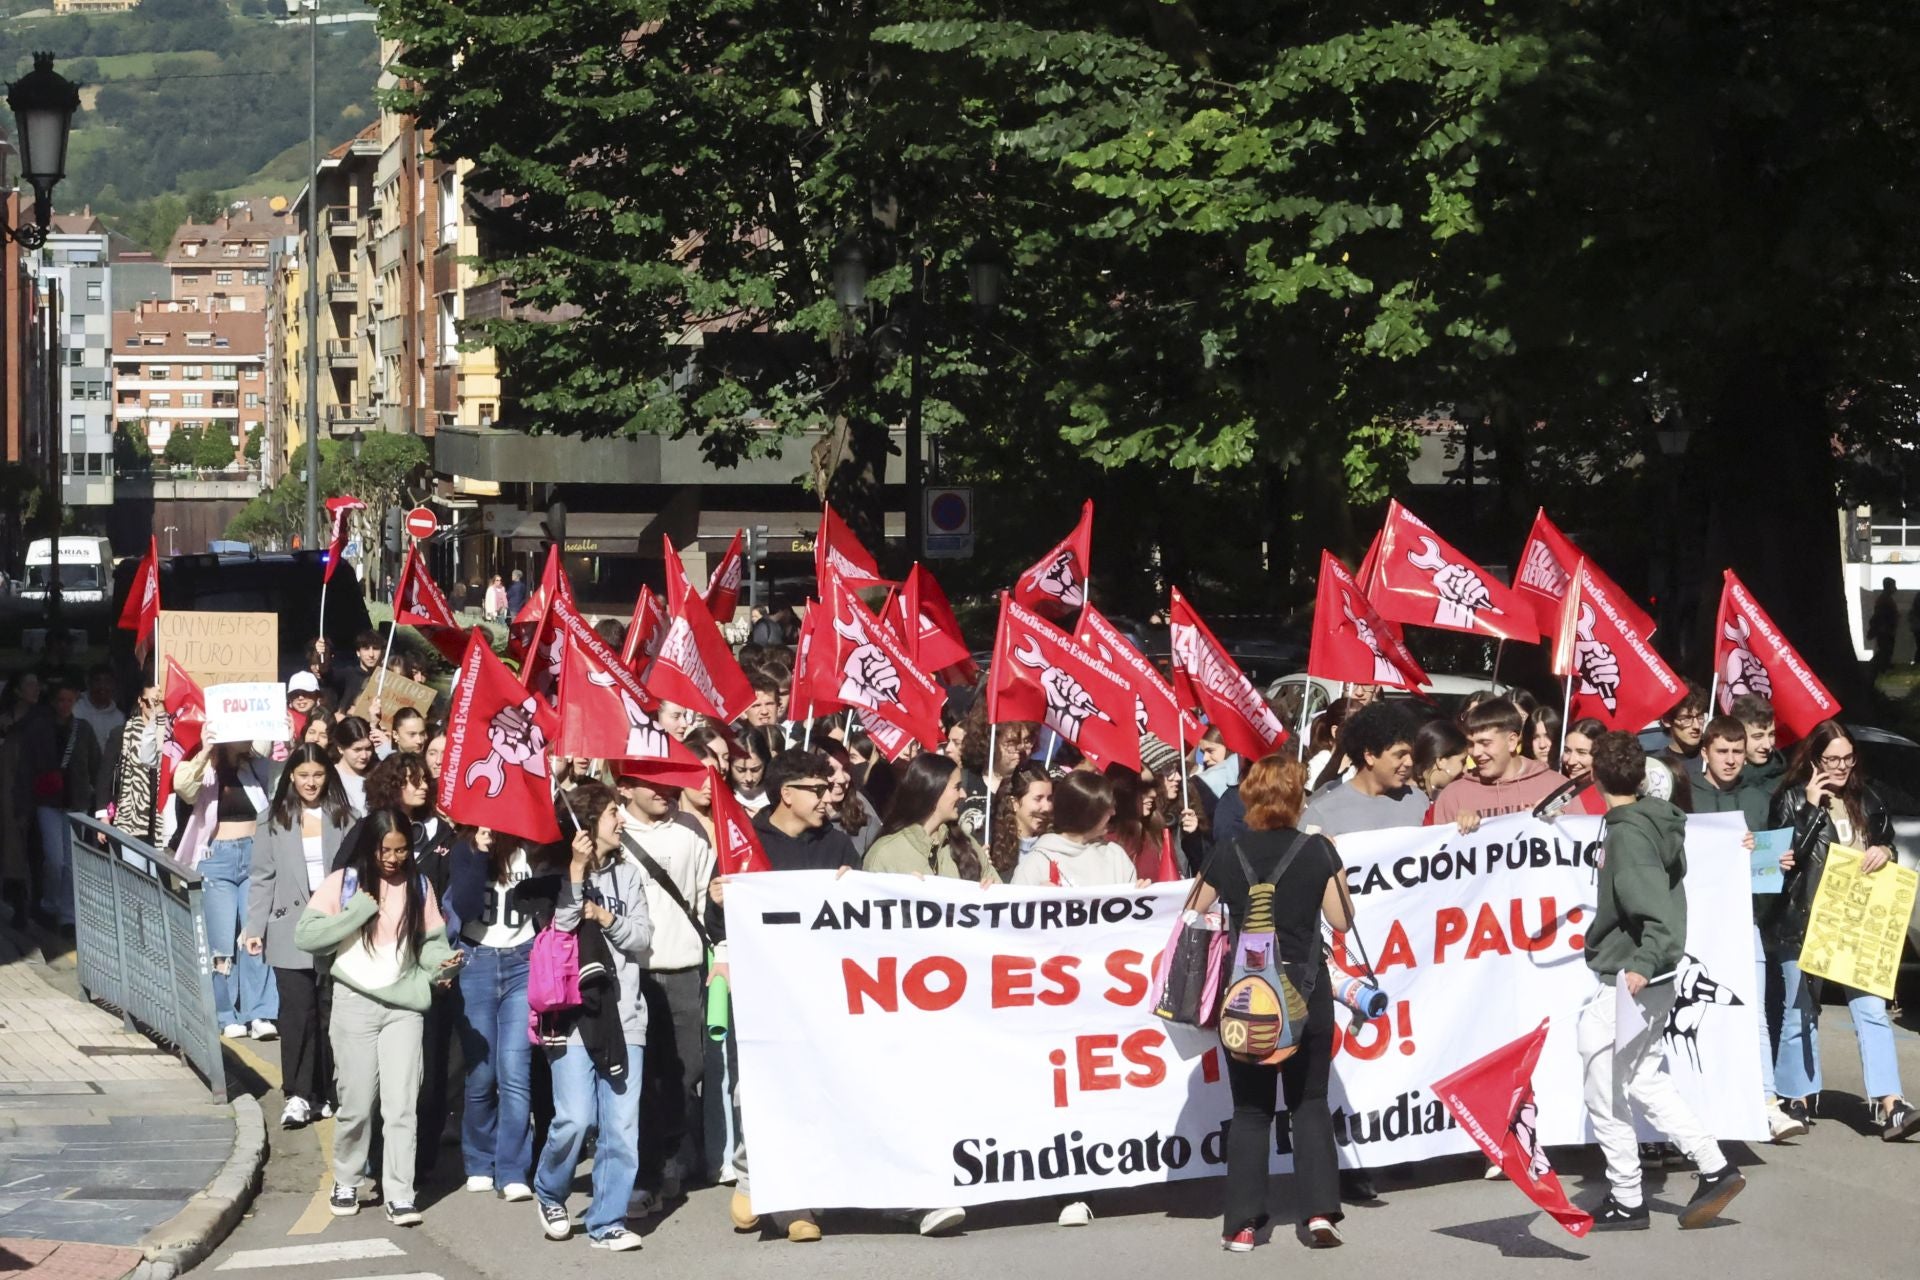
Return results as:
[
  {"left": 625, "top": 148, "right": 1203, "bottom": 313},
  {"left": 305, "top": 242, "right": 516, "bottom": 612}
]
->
[
  {"left": 1655, "top": 684, "right": 1710, "bottom": 783},
  {"left": 1765, "top": 720, "right": 1920, "bottom": 1141}
]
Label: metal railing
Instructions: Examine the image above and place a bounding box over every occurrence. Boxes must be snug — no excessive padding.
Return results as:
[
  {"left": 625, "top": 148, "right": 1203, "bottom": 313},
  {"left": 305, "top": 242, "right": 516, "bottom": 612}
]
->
[{"left": 67, "top": 814, "right": 227, "bottom": 1099}]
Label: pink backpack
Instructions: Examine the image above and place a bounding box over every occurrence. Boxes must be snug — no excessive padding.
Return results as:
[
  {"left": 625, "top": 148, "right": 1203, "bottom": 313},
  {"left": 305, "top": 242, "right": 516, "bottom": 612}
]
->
[{"left": 526, "top": 927, "right": 581, "bottom": 1015}]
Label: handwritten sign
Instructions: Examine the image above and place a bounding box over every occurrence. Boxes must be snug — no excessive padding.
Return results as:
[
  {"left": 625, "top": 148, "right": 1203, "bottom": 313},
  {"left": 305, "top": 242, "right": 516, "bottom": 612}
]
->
[
  {"left": 204, "top": 682, "right": 289, "bottom": 745},
  {"left": 1750, "top": 828, "right": 1792, "bottom": 894},
  {"left": 348, "top": 670, "right": 440, "bottom": 729},
  {"left": 156, "top": 611, "right": 278, "bottom": 688},
  {"left": 1799, "top": 844, "right": 1920, "bottom": 1000}
]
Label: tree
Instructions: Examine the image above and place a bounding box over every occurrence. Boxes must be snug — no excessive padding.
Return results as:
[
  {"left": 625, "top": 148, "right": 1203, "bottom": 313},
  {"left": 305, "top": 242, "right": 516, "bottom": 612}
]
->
[
  {"left": 193, "top": 426, "right": 238, "bottom": 469},
  {"left": 113, "top": 422, "right": 152, "bottom": 475},
  {"left": 161, "top": 424, "right": 203, "bottom": 469},
  {"left": 184, "top": 187, "right": 222, "bottom": 224},
  {"left": 243, "top": 425, "right": 263, "bottom": 463}
]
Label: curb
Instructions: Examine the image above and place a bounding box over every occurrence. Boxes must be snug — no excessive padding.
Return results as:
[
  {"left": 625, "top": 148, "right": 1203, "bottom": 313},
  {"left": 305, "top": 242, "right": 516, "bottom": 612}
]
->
[{"left": 127, "top": 1095, "right": 268, "bottom": 1280}]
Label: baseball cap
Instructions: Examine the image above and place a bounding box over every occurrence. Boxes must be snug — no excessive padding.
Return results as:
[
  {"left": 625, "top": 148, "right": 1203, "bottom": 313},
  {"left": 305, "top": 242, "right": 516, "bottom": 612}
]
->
[{"left": 286, "top": 672, "right": 321, "bottom": 695}]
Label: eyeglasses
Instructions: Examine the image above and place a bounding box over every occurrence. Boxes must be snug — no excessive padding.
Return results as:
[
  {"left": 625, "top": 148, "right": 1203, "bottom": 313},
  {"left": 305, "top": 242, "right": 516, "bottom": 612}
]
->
[
  {"left": 1819, "top": 754, "right": 1856, "bottom": 770},
  {"left": 1673, "top": 714, "right": 1705, "bottom": 726},
  {"left": 783, "top": 781, "right": 831, "bottom": 798}
]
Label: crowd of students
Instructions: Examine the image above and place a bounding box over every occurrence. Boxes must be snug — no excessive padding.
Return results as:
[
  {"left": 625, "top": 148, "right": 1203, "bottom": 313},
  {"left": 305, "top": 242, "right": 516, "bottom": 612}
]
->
[{"left": 11, "top": 616, "right": 1915, "bottom": 1252}]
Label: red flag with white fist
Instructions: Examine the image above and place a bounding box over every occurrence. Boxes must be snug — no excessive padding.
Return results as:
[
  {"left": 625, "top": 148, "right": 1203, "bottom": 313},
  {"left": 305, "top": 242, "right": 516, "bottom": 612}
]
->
[
  {"left": 703, "top": 529, "right": 745, "bottom": 623},
  {"left": 1513, "top": 509, "right": 1653, "bottom": 643},
  {"left": 557, "top": 632, "right": 709, "bottom": 788},
  {"left": 815, "top": 502, "right": 889, "bottom": 590},
  {"left": 1012, "top": 498, "right": 1093, "bottom": 618},
  {"left": 440, "top": 630, "right": 561, "bottom": 844},
  {"left": 991, "top": 594, "right": 1141, "bottom": 771},
  {"left": 1307, "top": 550, "right": 1428, "bottom": 692},
  {"left": 1168, "top": 588, "right": 1288, "bottom": 761},
  {"left": 1432, "top": 1019, "right": 1592, "bottom": 1237},
  {"left": 649, "top": 536, "right": 755, "bottom": 725},
  {"left": 791, "top": 600, "right": 847, "bottom": 722},
  {"left": 391, "top": 542, "right": 467, "bottom": 665},
  {"left": 823, "top": 572, "right": 944, "bottom": 749},
  {"left": 1369, "top": 500, "right": 1538, "bottom": 644},
  {"left": 1713, "top": 570, "right": 1840, "bottom": 740},
  {"left": 1079, "top": 604, "right": 1202, "bottom": 750},
  {"left": 1553, "top": 558, "right": 1684, "bottom": 732}
]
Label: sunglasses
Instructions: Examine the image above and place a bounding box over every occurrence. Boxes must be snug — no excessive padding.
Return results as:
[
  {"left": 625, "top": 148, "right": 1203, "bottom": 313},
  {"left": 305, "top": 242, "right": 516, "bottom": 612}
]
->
[{"left": 783, "top": 781, "right": 831, "bottom": 798}]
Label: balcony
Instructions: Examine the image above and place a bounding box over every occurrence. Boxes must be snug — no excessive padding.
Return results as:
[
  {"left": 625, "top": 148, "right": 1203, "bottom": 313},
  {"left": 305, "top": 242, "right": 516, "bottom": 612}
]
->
[
  {"left": 325, "top": 206, "right": 360, "bottom": 239},
  {"left": 326, "top": 273, "right": 357, "bottom": 305},
  {"left": 326, "top": 339, "right": 357, "bottom": 370},
  {"left": 327, "top": 404, "right": 376, "bottom": 436}
]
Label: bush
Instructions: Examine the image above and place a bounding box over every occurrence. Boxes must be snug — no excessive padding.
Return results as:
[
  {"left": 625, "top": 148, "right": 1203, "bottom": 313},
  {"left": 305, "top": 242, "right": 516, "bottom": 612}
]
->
[
  {"left": 193, "top": 427, "right": 237, "bottom": 469},
  {"left": 161, "top": 424, "right": 201, "bottom": 467}
]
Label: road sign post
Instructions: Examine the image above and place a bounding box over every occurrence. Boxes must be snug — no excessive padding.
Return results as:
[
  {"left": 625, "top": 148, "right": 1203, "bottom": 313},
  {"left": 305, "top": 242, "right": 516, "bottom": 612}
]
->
[{"left": 405, "top": 506, "right": 439, "bottom": 541}]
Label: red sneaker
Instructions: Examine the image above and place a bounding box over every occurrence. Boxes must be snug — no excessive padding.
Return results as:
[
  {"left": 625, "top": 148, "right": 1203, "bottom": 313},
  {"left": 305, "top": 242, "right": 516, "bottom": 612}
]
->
[{"left": 1222, "top": 1227, "right": 1256, "bottom": 1253}]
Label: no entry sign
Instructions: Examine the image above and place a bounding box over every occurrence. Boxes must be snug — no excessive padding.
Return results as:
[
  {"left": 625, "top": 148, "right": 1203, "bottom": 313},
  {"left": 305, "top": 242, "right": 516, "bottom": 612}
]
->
[{"left": 405, "top": 506, "right": 439, "bottom": 540}]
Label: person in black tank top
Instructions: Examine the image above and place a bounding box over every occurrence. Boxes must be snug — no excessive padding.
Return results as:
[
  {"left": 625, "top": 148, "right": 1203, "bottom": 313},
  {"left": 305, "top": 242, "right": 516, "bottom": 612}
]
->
[{"left": 1190, "top": 757, "right": 1355, "bottom": 1251}]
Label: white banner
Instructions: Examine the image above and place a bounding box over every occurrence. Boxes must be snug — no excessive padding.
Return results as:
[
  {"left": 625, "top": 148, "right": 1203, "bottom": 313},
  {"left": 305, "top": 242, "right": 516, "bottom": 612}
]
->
[
  {"left": 727, "top": 813, "right": 1765, "bottom": 1213},
  {"left": 203, "top": 682, "right": 287, "bottom": 745}
]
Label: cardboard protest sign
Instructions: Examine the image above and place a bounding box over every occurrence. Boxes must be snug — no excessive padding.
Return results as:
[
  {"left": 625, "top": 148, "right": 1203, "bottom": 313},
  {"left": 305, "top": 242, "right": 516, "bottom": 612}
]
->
[
  {"left": 1750, "top": 829, "right": 1792, "bottom": 894},
  {"left": 1798, "top": 844, "right": 1919, "bottom": 1000},
  {"left": 204, "top": 682, "right": 289, "bottom": 745},
  {"left": 156, "top": 611, "right": 278, "bottom": 689},
  {"left": 349, "top": 670, "right": 439, "bottom": 729}
]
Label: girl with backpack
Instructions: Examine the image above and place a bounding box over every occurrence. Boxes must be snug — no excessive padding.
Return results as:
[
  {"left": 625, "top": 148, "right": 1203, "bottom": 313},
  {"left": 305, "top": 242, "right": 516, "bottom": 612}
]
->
[
  {"left": 296, "top": 808, "right": 460, "bottom": 1226},
  {"left": 241, "top": 745, "right": 354, "bottom": 1130},
  {"left": 1186, "top": 757, "right": 1353, "bottom": 1251}
]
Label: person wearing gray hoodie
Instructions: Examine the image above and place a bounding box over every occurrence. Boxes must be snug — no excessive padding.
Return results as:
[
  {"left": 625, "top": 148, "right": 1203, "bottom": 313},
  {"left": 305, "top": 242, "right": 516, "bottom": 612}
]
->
[
  {"left": 533, "top": 783, "right": 653, "bottom": 1253},
  {"left": 1576, "top": 732, "right": 1745, "bottom": 1233}
]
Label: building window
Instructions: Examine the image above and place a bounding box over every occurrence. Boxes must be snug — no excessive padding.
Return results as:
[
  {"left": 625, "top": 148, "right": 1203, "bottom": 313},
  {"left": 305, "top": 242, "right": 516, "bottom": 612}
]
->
[
  {"left": 243, "top": 368, "right": 260, "bottom": 380},
  {"left": 244, "top": 270, "right": 266, "bottom": 285},
  {"left": 183, "top": 243, "right": 200, "bottom": 257},
  {"left": 222, "top": 243, "right": 240, "bottom": 258},
  {"left": 149, "top": 365, "right": 171, "bottom": 380},
  {"left": 212, "top": 363, "right": 237, "bottom": 379},
  {"left": 215, "top": 271, "right": 233, "bottom": 285},
  {"left": 69, "top": 313, "right": 85, "bottom": 334},
  {"left": 183, "top": 365, "right": 204, "bottom": 380},
  {"left": 85, "top": 281, "right": 102, "bottom": 302},
  {"left": 227, "top": 300, "right": 246, "bottom": 313},
  {"left": 66, "top": 347, "right": 84, "bottom": 366},
  {"left": 150, "top": 392, "right": 172, "bottom": 407},
  {"left": 244, "top": 392, "right": 262, "bottom": 408},
  {"left": 478, "top": 403, "right": 495, "bottom": 427},
  {"left": 182, "top": 393, "right": 206, "bottom": 408},
  {"left": 180, "top": 274, "right": 200, "bottom": 285}
]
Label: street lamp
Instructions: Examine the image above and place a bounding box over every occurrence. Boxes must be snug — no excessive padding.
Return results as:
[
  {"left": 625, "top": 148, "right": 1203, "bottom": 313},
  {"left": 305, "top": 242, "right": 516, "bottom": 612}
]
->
[
  {"left": 163, "top": 525, "right": 177, "bottom": 557},
  {"left": 3, "top": 53, "right": 78, "bottom": 247},
  {"left": 964, "top": 240, "right": 1010, "bottom": 318},
  {"left": 830, "top": 237, "right": 873, "bottom": 310},
  {"left": 351, "top": 427, "right": 365, "bottom": 460}
]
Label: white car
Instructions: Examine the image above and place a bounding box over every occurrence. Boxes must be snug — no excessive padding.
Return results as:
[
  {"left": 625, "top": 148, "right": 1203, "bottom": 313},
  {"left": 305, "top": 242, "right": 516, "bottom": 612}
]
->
[{"left": 1263, "top": 671, "right": 1516, "bottom": 732}]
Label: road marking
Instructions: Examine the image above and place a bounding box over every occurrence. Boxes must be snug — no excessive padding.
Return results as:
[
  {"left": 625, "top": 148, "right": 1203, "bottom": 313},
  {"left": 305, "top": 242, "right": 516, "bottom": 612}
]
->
[
  {"left": 224, "top": 1036, "right": 281, "bottom": 1088},
  {"left": 287, "top": 1117, "right": 339, "bottom": 1236},
  {"left": 215, "top": 1238, "right": 407, "bottom": 1270}
]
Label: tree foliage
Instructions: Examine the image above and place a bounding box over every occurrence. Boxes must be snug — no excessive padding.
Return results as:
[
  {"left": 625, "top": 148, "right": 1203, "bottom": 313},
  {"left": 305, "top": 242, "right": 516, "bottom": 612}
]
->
[{"left": 225, "top": 434, "right": 432, "bottom": 562}]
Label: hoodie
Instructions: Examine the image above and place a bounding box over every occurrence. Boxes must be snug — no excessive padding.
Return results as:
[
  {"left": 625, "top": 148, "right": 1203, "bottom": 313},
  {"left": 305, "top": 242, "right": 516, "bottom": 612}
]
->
[
  {"left": 1011, "top": 832, "right": 1138, "bottom": 888},
  {"left": 552, "top": 856, "right": 655, "bottom": 1045},
  {"left": 1428, "top": 756, "right": 1564, "bottom": 826},
  {"left": 1585, "top": 797, "right": 1689, "bottom": 981}
]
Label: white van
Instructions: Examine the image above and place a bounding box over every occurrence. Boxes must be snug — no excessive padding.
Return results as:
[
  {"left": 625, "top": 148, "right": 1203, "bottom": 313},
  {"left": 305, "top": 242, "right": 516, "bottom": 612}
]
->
[{"left": 21, "top": 537, "right": 115, "bottom": 606}]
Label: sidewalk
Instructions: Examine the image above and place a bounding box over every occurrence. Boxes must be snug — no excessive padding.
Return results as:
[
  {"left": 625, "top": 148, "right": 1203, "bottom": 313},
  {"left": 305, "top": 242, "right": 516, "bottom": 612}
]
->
[{"left": 0, "top": 929, "right": 264, "bottom": 1279}]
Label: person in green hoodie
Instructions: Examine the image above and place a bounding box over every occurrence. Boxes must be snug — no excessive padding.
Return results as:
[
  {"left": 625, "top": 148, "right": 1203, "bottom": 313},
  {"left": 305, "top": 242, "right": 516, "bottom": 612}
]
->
[
  {"left": 1576, "top": 732, "right": 1747, "bottom": 1233},
  {"left": 296, "top": 807, "right": 460, "bottom": 1228},
  {"left": 862, "top": 754, "right": 998, "bottom": 884},
  {"left": 1730, "top": 694, "right": 1785, "bottom": 793}
]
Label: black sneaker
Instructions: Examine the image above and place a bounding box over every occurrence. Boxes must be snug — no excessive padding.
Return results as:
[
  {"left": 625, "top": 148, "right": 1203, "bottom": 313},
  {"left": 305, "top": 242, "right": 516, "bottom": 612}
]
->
[
  {"left": 1879, "top": 1099, "right": 1920, "bottom": 1142},
  {"left": 1339, "top": 1170, "right": 1378, "bottom": 1202},
  {"left": 1589, "top": 1195, "right": 1649, "bottom": 1231},
  {"left": 1636, "top": 1142, "right": 1665, "bottom": 1169},
  {"left": 538, "top": 1200, "right": 572, "bottom": 1241},
  {"left": 385, "top": 1201, "right": 423, "bottom": 1227},
  {"left": 328, "top": 1183, "right": 359, "bottom": 1217},
  {"left": 1678, "top": 1166, "right": 1746, "bottom": 1229}
]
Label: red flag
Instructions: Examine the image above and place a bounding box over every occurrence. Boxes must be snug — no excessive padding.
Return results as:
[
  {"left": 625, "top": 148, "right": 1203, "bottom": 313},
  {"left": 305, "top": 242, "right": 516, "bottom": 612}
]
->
[
  {"left": 853, "top": 708, "right": 918, "bottom": 762},
  {"left": 1079, "top": 605, "right": 1202, "bottom": 750},
  {"left": 156, "top": 657, "right": 206, "bottom": 819},
  {"left": 510, "top": 545, "right": 571, "bottom": 659},
  {"left": 1369, "top": 500, "right": 1539, "bottom": 643},
  {"left": 889, "top": 563, "right": 977, "bottom": 682},
  {"left": 1168, "top": 588, "right": 1288, "bottom": 761},
  {"left": 992, "top": 594, "right": 1142, "bottom": 771},
  {"left": 620, "top": 585, "right": 666, "bottom": 676},
  {"left": 709, "top": 764, "right": 773, "bottom": 874},
  {"left": 815, "top": 503, "right": 888, "bottom": 590},
  {"left": 1432, "top": 1020, "right": 1593, "bottom": 1238},
  {"left": 1713, "top": 570, "right": 1840, "bottom": 739},
  {"left": 823, "top": 572, "right": 944, "bottom": 748},
  {"left": 1514, "top": 509, "right": 1653, "bottom": 643},
  {"left": 1553, "top": 558, "right": 1685, "bottom": 732},
  {"left": 440, "top": 630, "right": 561, "bottom": 844},
  {"left": 1307, "top": 550, "right": 1429, "bottom": 692},
  {"left": 651, "top": 536, "right": 755, "bottom": 724},
  {"left": 1013, "top": 498, "right": 1093, "bottom": 617},
  {"left": 323, "top": 495, "right": 364, "bottom": 584},
  {"left": 391, "top": 544, "right": 467, "bottom": 665},
  {"left": 1354, "top": 526, "right": 1383, "bottom": 594},
  {"left": 118, "top": 536, "right": 160, "bottom": 659},
  {"left": 1152, "top": 831, "right": 1181, "bottom": 883},
  {"left": 704, "top": 530, "right": 745, "bottom": 623},
  {"left": 792, "top": 600, "right": 847, "bottom": 721},
  {"left": 557, "top": 630, "right": 710, "bottom": 787}
]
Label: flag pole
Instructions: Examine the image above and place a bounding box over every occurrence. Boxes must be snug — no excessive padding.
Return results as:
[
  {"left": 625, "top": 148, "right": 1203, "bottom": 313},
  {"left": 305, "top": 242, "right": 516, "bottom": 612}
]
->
[
  {"left": 1558, "top": 672, "right": 1573, "bottom": 760},
  {"left": 1489, "top": 638, "right": 1505, "bottom": 691},
  {"left": 319, "top": 576, "right": 329, "bottom": 655},
  {"left": 373, "top": 618, "right": 398, "bottom": 715},
  {"left": 1707, "top": 673, "right": 1720, "bottom": 720},
  {"left": 984, "top": 722, "right": 998, "bottom": 839}
]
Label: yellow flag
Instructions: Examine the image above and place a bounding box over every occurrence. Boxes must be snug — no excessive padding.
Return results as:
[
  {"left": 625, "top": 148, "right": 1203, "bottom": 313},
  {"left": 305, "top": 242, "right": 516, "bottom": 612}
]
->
[{"left": 1798, "top": 845, "right": 1919, "bottom": 1000}]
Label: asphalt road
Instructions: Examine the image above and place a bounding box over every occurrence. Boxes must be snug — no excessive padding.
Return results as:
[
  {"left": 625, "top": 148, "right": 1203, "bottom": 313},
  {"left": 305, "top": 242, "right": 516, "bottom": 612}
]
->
[{"left": 204, "top": 1006, "right": 1920, "bottom": 1280}]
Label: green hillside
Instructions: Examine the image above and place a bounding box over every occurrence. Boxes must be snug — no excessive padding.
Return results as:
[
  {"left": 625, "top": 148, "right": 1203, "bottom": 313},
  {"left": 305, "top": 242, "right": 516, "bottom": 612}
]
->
[{"left": 2, "top": 0, "right": 377, "bottom": 248}]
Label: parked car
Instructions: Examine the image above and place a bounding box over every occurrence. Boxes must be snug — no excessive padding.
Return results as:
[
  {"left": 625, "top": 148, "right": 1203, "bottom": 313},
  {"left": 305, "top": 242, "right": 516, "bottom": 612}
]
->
[{"left": 1264, "top": 671, "right": 1515, "bottom": 732}]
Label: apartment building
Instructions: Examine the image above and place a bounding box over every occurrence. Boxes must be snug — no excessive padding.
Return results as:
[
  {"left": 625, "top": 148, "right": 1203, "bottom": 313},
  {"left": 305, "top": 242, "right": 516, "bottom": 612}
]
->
[
  {"left": 271, "top": 123, "right": 380, "bottom": 478},
  {"left": 111, "top": 304, "right": 268, "bottom": 457},
  {"left": 166, "top": 214, "right": 286, "bottom": 315},
  {"left": 33, "top": 212, "right": 117, "bottom": 510}
]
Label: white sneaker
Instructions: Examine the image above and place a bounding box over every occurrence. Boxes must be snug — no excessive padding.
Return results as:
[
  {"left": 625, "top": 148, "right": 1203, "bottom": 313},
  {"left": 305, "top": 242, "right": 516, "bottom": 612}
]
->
[
  {"left": 465, "top": 1175, "right": 495, "bottom": 1193},
  {"left": 1483, "top": 1161, "right": 1506, "bottom": 1180},
  {"left": 279, "top": 1097, "right": 311, "bottom": 1129},
  {"left": 1767, "top": 1099, "right": 1809, "bottom": 1142},
  {"left": 248, "top": 1019, "right": 278, "bottom": 1041},
  {"left": 221, "top": 1023, "right": 247, "bottom": 1039},
  {"left": 1057, "top": 1200, "right": 1093, "bottom": 1227},
  {"left": 918, "top": 1206, "right": 966, "bottom": 1236},
  {"left": 1306, "top": 1216, "right": 1343, "bottom": 1248},
  {"left": 500, "top": 1182, "right": 533, "bottom": 1203}
]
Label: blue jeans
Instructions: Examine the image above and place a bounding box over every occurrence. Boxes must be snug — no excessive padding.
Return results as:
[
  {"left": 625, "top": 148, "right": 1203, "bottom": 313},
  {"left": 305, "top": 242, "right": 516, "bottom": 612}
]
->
[
  {"left": 536, "top": 1042, "right": 642, "bottom": 1239},
  {"left": 198, "top": 837, "right": 277, "bottom": 1027},
  {"left": 1754, "top": 926, "right": 1780, "bottom": 1098},
  {"left": 1775, "top": 964, "right": 1905, "bottom": 1102},
  {"left": 457, "top": 939, "right": 534, "bottom": 1186},
  {"left": 35, "top": 806, "right": 74, "bottom": 925}
]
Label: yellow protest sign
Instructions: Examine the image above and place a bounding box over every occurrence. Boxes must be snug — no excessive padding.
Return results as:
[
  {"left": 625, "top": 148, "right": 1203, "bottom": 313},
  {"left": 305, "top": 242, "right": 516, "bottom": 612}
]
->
[{"left": 1798, "top": 844, "right": 1919, "bottom": 1000}]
